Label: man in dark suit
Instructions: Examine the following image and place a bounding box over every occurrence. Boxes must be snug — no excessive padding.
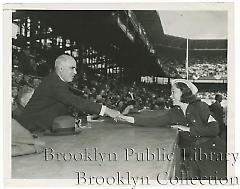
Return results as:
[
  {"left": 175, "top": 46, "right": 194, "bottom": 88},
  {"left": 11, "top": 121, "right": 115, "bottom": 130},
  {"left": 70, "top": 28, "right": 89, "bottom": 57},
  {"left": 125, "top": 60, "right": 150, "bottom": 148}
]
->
[{"left": 17, "top": 54, "right": 120, "bottom": 132}]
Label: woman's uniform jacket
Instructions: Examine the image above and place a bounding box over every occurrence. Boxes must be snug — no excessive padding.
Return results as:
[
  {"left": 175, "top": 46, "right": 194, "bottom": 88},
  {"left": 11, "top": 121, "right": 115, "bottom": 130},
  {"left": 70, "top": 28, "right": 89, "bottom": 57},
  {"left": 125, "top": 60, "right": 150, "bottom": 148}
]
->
[
  {"left": 134, "top": 100, "right": 226, "bottom": 178},
  {"left": 17, "top": 72, "right": 101, "bottom": 131}
]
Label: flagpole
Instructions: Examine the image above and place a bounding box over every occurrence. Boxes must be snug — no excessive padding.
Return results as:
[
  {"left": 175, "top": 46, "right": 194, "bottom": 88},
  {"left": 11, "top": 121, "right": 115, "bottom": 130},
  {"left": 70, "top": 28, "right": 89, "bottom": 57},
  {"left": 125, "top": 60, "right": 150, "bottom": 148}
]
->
[{"left": 186, "top": 38, "right": 189, "bottom": 80}]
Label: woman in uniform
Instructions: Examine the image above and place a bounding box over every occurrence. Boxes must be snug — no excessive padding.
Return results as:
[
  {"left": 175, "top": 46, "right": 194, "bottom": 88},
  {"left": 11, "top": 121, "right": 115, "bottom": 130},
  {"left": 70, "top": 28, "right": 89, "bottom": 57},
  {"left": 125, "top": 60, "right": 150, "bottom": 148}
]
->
[{"left": 118, "top": 79, "right": 227, "bottom": 179}]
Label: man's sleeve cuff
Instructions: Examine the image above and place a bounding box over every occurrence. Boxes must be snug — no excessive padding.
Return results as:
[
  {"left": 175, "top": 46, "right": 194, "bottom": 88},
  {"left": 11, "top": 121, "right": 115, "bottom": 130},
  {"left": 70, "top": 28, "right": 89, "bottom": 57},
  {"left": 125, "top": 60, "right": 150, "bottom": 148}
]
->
[{"left": 99, "top": 105, "right": 107, "bottom": 116}]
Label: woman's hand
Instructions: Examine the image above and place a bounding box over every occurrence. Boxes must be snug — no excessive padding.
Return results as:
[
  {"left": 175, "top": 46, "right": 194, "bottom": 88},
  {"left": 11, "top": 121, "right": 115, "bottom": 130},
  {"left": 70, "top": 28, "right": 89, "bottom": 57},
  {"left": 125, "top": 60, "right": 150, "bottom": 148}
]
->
[{"left": 171, "top": 125, "right": 190, "bottom": 132}]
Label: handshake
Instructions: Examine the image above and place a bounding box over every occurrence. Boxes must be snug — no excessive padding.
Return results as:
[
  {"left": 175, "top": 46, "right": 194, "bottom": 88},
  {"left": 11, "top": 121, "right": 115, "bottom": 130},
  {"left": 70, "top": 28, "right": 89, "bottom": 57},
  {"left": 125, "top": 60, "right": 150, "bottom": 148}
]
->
[{"left": 104, "top": 107, "right": 134, "bottom": 123}]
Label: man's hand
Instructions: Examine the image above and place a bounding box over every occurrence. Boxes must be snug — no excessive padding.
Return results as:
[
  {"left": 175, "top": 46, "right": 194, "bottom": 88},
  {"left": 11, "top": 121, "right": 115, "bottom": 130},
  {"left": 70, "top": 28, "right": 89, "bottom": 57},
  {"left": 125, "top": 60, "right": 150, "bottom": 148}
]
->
[
  {"left": 115, "top": 114, "right": 127, "bottom": 122},
  {"left": 104, "top": 107, "right": 121, "bottom": 119}
]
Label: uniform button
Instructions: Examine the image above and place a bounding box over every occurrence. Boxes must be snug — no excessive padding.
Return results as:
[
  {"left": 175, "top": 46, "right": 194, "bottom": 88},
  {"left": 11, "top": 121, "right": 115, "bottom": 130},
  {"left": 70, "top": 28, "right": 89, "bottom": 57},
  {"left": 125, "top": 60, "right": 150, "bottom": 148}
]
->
[
  {"left": 193, "top": 120, "right": 196, "bottom": 123},
  {"left": 213, "top": 143, "right": 216, "bottom": 147}
]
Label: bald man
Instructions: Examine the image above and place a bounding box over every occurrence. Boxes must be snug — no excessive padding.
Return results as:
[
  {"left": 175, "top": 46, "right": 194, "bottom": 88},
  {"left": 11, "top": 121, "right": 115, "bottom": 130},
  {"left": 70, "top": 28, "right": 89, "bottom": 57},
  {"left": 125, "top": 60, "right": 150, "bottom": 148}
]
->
[{"left": 17, "top": 54, "right": 120, "bottom": 132}]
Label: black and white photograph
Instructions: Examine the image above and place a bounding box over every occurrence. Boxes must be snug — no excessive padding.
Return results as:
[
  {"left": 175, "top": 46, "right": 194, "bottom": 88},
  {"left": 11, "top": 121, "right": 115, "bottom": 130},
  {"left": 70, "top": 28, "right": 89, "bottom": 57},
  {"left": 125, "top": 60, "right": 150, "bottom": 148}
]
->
[{"left": 2, "top": 1, "right": 239, "bottom": 187}]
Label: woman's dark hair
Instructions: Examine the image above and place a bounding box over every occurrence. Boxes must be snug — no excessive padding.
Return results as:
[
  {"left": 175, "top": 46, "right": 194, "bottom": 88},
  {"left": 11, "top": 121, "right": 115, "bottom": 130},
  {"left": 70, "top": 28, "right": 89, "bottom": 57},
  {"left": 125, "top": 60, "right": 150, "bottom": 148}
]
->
[{"left": 175, "top": 82, "right": 198, "bottom": 103}]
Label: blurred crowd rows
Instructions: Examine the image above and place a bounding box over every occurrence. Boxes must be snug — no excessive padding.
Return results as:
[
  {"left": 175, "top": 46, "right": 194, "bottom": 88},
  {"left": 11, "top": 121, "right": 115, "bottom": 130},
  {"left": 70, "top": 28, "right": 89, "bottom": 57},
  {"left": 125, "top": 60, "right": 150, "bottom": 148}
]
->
[
  {"left": 12, "top": 47, "right": 227, "bottom": 116},
  {"left": 12, "top": 67, "right": 227, "bottom": 117},
  {"left": 159, "top": 52, "right": 227, "bottom": 79},
  {"left": 12, "top": 68, "right": 173, "bottom": 114},
  {"left": 177, "top": 56, "right": 227, "bottom": 79}
]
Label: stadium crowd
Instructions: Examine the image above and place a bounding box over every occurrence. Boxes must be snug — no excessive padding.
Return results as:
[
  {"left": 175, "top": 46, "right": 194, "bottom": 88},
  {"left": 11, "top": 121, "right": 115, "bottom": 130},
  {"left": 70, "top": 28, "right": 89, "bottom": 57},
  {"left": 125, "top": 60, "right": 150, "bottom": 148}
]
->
[
  {"left": 176, "top": 56, "right": 227, "bottom": 79},
  {"left": 12, "top": 47, "right": 227, "bottom": 120},
  {"left": 12, "top": 67, "right": 172, "bottom": 117},
  {"left": 157, "top": 50, "right": 227, "bottom": 80}
]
